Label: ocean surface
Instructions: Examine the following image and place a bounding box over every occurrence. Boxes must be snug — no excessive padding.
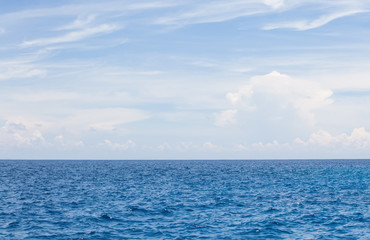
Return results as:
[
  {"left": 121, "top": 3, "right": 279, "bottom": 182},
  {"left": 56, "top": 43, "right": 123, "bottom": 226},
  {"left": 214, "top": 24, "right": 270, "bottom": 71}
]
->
[{"left": 0, "top": 160, "right": 369, "bottom": 239}]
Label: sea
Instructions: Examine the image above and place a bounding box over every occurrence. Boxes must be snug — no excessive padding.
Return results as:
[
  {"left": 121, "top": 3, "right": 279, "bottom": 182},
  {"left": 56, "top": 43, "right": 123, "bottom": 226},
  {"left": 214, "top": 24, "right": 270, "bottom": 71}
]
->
[{"left": 0, "top": 160, "right": 369, "bottom": 239}]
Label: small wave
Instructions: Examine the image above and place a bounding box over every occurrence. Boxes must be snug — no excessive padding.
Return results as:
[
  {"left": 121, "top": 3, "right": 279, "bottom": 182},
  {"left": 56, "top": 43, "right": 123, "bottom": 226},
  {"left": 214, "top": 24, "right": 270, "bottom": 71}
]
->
[
  {"left": 126, "top": 206, "right": 150, "bottom": 214},
  {"left": 100, "top": 214, "right": 113, "bottom": 220},
  {"left": 5, "top": 221, "right": 20, "bottom": 229}
]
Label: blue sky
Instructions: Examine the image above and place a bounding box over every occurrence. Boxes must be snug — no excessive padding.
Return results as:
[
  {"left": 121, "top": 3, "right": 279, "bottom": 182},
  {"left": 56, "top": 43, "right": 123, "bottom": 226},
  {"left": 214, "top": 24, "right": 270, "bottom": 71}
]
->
[{"left": 1, "top": 0, "right": 370, "bottom": 159}]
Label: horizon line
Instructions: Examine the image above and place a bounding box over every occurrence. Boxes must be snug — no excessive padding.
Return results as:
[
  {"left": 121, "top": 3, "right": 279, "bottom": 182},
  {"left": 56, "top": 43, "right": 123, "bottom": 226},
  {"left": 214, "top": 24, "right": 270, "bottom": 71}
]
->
[{"left": 0, "top": 158, "right": 369, "bottom": 161}]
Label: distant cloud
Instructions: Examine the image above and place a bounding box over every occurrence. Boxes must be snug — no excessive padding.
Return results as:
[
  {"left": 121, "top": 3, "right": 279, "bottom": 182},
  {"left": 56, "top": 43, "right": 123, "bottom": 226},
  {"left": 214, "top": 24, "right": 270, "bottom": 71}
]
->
[
  {"left": 250, "top": 140, "right": 289, "bottom": 150},
  {"left": 102, "top": 139, "right": 136, "bottom": 151},
  {"left": 214, "top": 109, "right": 237, "bottom": 126},
  {"left": 295, "top": 128, "right": 370, "bottom": 149},
  {"left": 0, "top": 120, "right": 46, "bottom": 148},
  {"left": 202, "top": 141, "right": 219, "bottom": 150},
  {"left": 54, "top": 135, "right": 84, "bottom": 149},
  {"left": 22, "top": 24, "right": 120, "bottom": 47},
  {"left": 157, "top": 142, "right": 172, "bottom": 151},
  {"left": 234, "top": 127, "right": 370, "bottom": 154}
]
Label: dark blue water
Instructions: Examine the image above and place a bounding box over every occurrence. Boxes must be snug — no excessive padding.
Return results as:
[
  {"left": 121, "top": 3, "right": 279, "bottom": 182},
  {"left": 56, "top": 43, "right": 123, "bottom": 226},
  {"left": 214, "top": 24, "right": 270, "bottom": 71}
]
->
[{"left": 0, "top": 160, "right": 369, "bottom": 239}]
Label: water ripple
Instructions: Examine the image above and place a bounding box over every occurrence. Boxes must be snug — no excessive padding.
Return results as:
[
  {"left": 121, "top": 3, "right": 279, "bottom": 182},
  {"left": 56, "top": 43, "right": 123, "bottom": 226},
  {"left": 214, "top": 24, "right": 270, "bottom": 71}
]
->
[{"left": 0, "top": 160, "right": 369, "bottom": 239}]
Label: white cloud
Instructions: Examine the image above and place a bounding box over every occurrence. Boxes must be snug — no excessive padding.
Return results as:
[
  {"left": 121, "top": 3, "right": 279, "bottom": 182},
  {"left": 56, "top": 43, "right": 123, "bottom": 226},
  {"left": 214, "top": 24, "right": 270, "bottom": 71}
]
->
[
  {"left": 154, "top": 141, "right": 223, "bottom": 152},
  {"left": 264, "top": 10, "right": 367, "bottom": 30},
  {"left": 157, "top": 142, "right": 172, "bottom": 151},
  {"left": 263, "top": 0, "right": 285, "bottom": 9},
  {"left": 0, "top": 120, "right": 46, "bottom": 148},
  {"left": 0, "top": 1, "right": 175, "bottom": 22},
  {"left": 0, "top": 105, "right": 150, "bottom": 146},
  {"left": 56, "top": 15, "right": 96, "bottom": 30},
  {"left": 0, "top": 59, "right": 46, "bottom": 80},
  {"left": 214, "top": 109, "right": 238, "bottom": 126},
  {"left": 153, "top": 0, "right": 370, "bottom": 30},
  {"left": 250, "top": 139, "right": 291, "bottom": 151},
  {"left": 202, "top": 141, "right": 219, "bottom": 150},
  {"left": 156, "top": 142, "right": 188, "bottom": 152},
  {"left": 233, "top": 128, "right": 370, "bottom": 156},
  {"left": 22, "top": 24, "right": 120, "bottom": 47},
  {"left": 296, "top": 128, "right": 370, "bottom": 149},
  {"left": 155, "top": 0, "right": 285, "bottom": 25},
  {"left": 224, "top": 71, "right": 333, "bottom": 125}
]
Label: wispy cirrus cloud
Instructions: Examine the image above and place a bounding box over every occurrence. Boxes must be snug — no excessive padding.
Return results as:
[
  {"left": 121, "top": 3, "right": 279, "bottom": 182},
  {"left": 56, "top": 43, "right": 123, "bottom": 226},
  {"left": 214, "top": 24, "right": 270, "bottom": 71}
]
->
[
  {"left": 263, "top": 10, "right": 368, "bottom": 30},
  {"left": 153, "top": 0, "right": 370, "bottom": 31},
  {"left": 0, "top": 1, "right": 176, "bottom": 22},
  {"left": 155, "top": 0, "right": 285, "bottom": 25},
  {"left": 0, "top": 59, "right": 46, "bottom": 80},
  {"left": 56, "top": 15, "right": 97, "bottom": 31},
  {"left": 22, "top": 23, "right": 120, "bottom": 47}
]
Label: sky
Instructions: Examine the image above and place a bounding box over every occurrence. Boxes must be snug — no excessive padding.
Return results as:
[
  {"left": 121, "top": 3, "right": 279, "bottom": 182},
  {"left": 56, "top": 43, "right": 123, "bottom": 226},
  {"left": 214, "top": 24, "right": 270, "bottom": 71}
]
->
[{"left": 0, "top": 0, "right": 370, "bottom": 159}]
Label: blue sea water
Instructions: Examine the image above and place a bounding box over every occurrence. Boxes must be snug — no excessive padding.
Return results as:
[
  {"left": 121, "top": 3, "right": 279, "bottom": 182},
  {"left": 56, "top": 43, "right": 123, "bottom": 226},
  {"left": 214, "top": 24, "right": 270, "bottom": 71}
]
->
[{"left": 0, "top": 160, "right": 369, "bottom": 239}]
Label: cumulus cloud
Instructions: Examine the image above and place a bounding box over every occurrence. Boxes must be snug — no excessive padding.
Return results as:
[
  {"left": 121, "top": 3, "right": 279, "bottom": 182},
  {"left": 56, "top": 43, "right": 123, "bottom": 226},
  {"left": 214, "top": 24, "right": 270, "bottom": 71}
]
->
[
  {"left": 157, "top": 142, "right": 197, "bottom": 152},
  {"left": 296, "top": 128, "right": 370, "bottom": 149},
  {"left": 0, "top": 120, "right": 46, "bottom": 148},
  {"left": 223, "top": 71, "right": 333, "bottom": 125},
  {"left": 0, "top": 106, "right": 149, "bottom": 154},
  {"left": 232, "top": 128, "right": 370, "bottom": 157}
]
